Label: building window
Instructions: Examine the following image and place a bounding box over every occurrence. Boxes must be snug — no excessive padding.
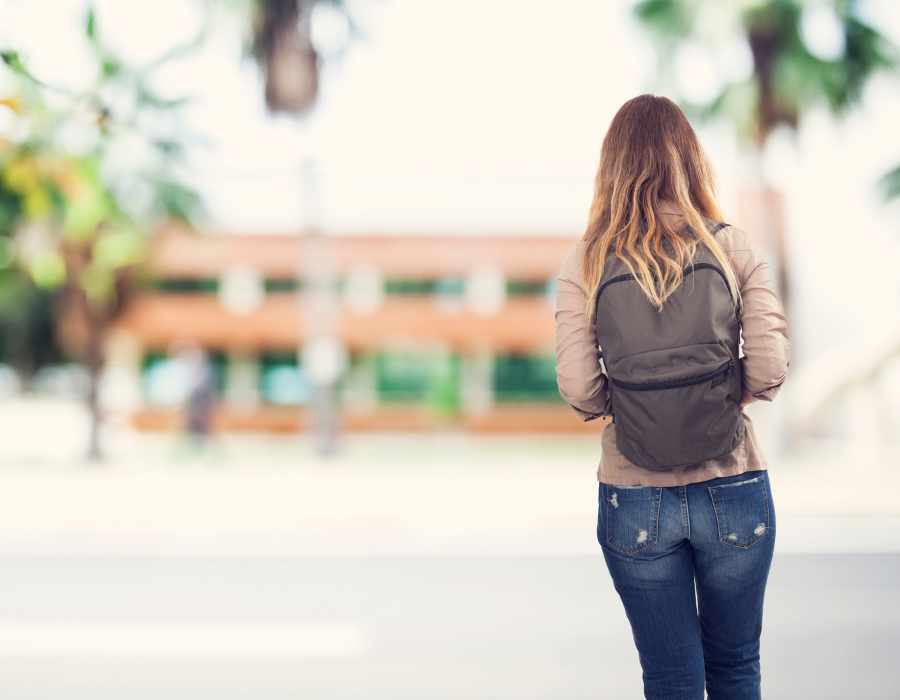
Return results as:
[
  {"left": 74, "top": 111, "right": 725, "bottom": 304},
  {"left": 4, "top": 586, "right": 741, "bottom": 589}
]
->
[
  {"left": 264, "top": 279, "right": 300, "bottom": 293},
  {"left": 506, "top": 280, "right": 547, "bottom": 296},
  {"left": 375, "top": 351, "right": 460, "bottom": 414},
  {"left": 493, "top": 353, "right": 564, "bottom": 402},
  {"left": 141, "top": 350, "right": 225, "bottom": 405},
  {"left": 259, "top": 352, "right": 313, "bottom": 405},
  {"left": 384, "top": 279, "right": 435, "bottom": 295},
  {"left": 146, "top": 278, "right": 219, "bottom": 294}
]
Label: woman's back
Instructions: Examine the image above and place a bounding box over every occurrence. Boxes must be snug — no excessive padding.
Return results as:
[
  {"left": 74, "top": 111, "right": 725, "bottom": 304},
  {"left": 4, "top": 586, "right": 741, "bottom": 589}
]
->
[{"left": 555, "top": 198, "right": 790, "bottom": 486}]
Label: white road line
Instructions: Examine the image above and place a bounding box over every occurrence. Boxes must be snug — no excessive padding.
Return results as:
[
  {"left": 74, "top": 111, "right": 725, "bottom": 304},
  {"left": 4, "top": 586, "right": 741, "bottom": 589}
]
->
[{"left": 0, "top": 621, "right": 373, "bottom": 657}]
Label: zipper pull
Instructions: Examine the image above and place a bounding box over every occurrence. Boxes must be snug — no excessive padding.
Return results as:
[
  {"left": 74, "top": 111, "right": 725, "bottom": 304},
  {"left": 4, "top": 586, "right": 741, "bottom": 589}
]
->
[{"left": 711, "top": 360, "right": 732, "bottom": 389}]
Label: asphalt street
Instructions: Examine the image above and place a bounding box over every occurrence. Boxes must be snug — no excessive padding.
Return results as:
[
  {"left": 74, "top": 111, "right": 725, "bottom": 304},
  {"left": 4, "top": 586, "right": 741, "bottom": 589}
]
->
[{"left": 0, "top": 552, "right": 895, "bottom": 699}]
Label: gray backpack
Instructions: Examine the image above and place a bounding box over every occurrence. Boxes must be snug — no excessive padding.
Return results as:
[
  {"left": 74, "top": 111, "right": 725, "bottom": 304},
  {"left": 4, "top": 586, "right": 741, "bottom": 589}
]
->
[{"left": 594, "top": 220, "right": 745, "bottom": 469}]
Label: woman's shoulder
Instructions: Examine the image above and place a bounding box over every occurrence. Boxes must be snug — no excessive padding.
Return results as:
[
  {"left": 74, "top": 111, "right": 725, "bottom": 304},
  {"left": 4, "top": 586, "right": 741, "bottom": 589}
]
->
[
  {"left": 559, "top": 221, "right": 761, "bottom": 287},
  {"left": 558, "top": 239, "right": 587, "bottom": 288},
  {"left": 714, "top": 222, "right": 757, "bottom": 253},
  {"left": 712, "top": 223, "right": 766, "bottom": 287}
]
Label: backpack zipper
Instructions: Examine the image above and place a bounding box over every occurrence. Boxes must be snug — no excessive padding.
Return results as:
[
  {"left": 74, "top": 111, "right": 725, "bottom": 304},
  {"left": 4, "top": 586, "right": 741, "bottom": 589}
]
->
[
  {"left": 610, "top": 358, "right": 734, "bottom": 392},
  {"left": 596, "top": 263, "right": 734, "bottom": 305}
]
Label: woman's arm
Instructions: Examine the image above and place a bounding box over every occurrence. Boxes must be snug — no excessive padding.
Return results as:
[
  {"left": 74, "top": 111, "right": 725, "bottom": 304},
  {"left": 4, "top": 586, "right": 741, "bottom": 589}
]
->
[
  {"left": 554, "top": 247, "right": 613, "bottom": 422},
  {"left": 732, "top": 231, "right": 792, "bottom": 404},
  {"left": 740, "top": 390, "right": 759, "bottom": 407}
]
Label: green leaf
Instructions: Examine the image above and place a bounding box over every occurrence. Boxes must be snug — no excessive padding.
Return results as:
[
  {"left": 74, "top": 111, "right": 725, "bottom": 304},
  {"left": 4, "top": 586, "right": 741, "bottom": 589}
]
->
[
  {"left": 0, "top": 51, "right": 23, "bottom": 71},
  {"left": 93, "top": 227, "right": 148, "bottom": 269},
  {"left": 86, "top": 5, "right": 97, "bottom": 40},
  {"left": 81, "top": 260, "right": 115, "bottom": 300},
  {"left": 880, "top": 164, "right": 900, "bottom": 203},
  {"left": 711, "top": 79, "right": 760, "bottom": 143},
  {"left": 101, "top": 57, "right": 121, "bottom": 78},
  {"left": 0, "top": 189, "right": 23, "bottom": 235},
  {"left": 634, "top": 0, "right": 692, "bottom": 37},
  {"left": 0, "top": 237, "right": 16, "bottom": 269},
  {"left": 0, "top": 50, "right": 70, "bottom": 93},
  {"left": 63, "top": 165, "right": 112, "bottom": 241},
  {"left": 29, "top": 249, "right": 66, "bottom": 289},
  {"left": 152, "top": 179, "right": 203, "bottom": 225}
]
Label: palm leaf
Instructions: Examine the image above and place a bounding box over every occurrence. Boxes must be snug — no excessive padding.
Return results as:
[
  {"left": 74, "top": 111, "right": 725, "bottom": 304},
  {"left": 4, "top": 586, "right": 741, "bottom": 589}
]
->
[{"left": 880, "top": 164, "right": 900, "bottom": 203}]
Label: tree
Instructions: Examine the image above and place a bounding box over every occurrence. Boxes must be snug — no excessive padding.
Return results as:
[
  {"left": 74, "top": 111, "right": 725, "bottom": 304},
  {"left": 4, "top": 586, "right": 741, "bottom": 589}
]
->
[
  {"left": 634, "top": 0, "right": 897, "bottom": 320},
  {"left": 248, "top": 0, "right": 355, "bottom": 116},
  {"left": 0, "top": 5, "right": 206, "bottom": 460}
]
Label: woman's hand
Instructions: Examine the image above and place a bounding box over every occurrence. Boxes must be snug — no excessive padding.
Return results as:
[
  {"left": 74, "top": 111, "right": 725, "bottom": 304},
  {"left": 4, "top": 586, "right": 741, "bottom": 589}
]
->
[{"left": 739, "top": 390, "right": 758, "bottom": 408}]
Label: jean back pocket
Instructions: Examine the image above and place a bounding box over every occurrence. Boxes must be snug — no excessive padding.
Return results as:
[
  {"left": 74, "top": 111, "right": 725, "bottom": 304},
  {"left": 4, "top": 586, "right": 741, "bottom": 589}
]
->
[
  {"left": 708, "top": 473, "right": 771, "bottom": 548},
  {"left": 602, "top": 484, "right": 662, "bottom": 554}
]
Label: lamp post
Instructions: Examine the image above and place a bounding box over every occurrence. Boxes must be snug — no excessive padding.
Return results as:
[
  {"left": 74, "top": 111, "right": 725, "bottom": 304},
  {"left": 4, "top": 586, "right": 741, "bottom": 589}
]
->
[
  {"left": 252, "top": 0, "right": 352, "bottom": 457},
  {"left": 299, "top": 158, "right": 346, "bottom": 457}
]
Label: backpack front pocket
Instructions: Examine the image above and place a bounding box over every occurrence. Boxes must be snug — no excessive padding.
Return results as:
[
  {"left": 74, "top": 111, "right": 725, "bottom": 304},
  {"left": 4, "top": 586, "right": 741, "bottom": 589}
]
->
[
  {"left": 608, "top": 342, "right": 744, "bottom": 468},
  {"left": 610, "top": 358, "right": 733, "bottom": 392}
]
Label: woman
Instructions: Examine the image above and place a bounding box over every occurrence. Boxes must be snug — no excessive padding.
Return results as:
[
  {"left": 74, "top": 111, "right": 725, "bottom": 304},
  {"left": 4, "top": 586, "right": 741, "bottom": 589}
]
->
[{"left": 554, "top": 94, "right": 791, "bottom": 700}]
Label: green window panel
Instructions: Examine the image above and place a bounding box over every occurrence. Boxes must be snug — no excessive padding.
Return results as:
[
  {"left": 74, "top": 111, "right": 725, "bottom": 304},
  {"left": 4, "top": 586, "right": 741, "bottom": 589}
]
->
[
  {"left": 259, "top": 351, "right": 313, "bottom": 405},
  {"left": 375, "top": 351, "right": 460, "bottom": 416},
  {"left": 506, "top": 280, "right": 549, "bottom": 296},
  {"left": 264, "top": 279, "right": 301, "bottom": 293},
  {"left": 141, "top": 350, "right": 226, "bottom": 405},
  {"left": 384, "top": 279, "right": 435, "bottom": 295},
  {"left": 145, "top": 278, "right": 219, "bottom": 294},
  {"left": 493, "top": 353, "right": 565, "bottom": 403}
]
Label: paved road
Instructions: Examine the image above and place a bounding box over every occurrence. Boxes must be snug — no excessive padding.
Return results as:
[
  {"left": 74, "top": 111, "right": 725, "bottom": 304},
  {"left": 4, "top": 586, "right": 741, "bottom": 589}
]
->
[{"left": 0, "top": 553, "right": 895, "bottom": 699}]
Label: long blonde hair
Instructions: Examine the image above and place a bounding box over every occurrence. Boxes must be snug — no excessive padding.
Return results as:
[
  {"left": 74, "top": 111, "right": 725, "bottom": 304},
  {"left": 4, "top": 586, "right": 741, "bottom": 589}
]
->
[{"left": 580, "top": 94, "right": 743, "bottom": 329}]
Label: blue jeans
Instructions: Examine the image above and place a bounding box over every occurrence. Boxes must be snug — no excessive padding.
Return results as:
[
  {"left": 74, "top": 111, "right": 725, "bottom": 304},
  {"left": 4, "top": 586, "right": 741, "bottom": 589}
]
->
[{"left": 597, "top": 471, "right": 776, "bottom": 700}]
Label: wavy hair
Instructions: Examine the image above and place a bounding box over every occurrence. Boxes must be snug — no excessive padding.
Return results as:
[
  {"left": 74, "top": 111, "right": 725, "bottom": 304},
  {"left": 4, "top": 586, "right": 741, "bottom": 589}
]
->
[{"left": 580, "top": 94, "right": 743, "bottom": 329}]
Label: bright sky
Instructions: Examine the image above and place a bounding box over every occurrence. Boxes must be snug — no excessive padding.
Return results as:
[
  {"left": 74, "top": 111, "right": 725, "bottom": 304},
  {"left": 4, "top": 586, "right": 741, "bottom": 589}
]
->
[
  {"left": 2, "top": 0, "right": 900, "bottom": 367},
  {"left": 169, "top": 0, "right": 653, "bottom": 235}
]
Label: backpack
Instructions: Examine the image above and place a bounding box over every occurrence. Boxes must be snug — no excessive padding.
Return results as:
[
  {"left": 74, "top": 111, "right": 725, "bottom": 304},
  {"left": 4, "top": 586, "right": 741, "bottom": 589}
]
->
[{"left": 594, "top": 220, "right": 745, "bottom": 469}]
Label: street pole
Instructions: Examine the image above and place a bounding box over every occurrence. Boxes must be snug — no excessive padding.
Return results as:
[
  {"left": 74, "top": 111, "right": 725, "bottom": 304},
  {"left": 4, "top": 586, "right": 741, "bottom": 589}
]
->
[{"left": 299, "top": 157, "right": 345, "bottom": 457}]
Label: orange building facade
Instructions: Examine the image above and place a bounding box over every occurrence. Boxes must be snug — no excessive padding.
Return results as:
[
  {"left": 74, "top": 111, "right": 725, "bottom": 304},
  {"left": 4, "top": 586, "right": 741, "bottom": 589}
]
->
[{"left": 106, "top": 225, "right": 607, "bottom": 434}]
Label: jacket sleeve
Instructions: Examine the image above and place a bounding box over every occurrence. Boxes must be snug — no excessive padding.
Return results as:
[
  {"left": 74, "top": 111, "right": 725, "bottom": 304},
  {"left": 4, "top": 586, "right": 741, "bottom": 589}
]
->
[
  {"left": 732, "top": 231, "right": 792, "bottom": 401},
  {"left": 554, "top": 246, "right": 613, "bottom": 422}
]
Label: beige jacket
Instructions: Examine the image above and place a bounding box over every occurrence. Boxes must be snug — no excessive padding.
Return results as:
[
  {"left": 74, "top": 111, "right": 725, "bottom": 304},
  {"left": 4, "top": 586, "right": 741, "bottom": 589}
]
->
[{"left": 554, "top": 203, "right": 791, "bottom": 486}]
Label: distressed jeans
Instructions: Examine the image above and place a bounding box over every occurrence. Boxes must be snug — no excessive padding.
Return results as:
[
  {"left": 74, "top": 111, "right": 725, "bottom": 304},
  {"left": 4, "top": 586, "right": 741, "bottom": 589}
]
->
[{"left": 597, "top": 470, "right": 775, "bottom": 700}]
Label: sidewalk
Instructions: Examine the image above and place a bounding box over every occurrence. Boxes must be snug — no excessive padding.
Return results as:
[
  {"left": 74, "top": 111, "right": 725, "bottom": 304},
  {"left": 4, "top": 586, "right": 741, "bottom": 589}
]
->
[{"left": 0, "top": 423, "right": 897, "bottom": 557}]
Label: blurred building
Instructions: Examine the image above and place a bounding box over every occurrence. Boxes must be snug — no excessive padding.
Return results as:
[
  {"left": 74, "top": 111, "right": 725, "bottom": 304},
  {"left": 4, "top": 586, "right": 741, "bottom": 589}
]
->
[{"left": 104, "top": 225, "right": 605, "bottom": 433}]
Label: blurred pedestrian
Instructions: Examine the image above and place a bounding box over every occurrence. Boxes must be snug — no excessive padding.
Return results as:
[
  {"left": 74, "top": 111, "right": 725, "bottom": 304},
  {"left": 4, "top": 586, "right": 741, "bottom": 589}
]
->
[
  {"left": 174, "top": 342, "right": 216, "bottom": 452},
  {"left": 555, "top": 94, "right": 791, "bottom": 700}
]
